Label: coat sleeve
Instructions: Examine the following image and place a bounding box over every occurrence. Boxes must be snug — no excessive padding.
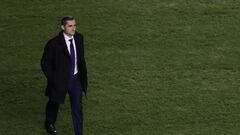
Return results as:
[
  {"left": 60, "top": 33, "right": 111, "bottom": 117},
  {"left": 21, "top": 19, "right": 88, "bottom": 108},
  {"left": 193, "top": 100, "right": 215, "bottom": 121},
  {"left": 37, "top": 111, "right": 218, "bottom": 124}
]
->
[
  {"left": 41, "top": 40, "right": 56, "bottom": 83},
  {"left": 81, "top": 34, "right": 88, "bottom": 93}
]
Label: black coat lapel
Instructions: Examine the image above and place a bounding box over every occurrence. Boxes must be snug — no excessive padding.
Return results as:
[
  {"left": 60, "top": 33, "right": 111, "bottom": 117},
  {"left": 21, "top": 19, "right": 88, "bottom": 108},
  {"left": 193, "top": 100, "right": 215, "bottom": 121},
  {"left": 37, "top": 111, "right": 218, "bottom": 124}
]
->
[
  {"left": 74, "top": 33, "right": 81, "bottom": 61},
  {"left": 58, "top": 31, "right": 71, "bottom": 60}
]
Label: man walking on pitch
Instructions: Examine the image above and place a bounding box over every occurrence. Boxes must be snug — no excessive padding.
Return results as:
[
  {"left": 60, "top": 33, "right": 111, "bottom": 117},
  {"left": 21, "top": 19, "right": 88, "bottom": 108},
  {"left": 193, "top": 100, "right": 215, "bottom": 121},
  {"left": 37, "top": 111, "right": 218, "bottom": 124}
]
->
[{"left": 41, "top": 16, "right": 88, "bottom": 135}]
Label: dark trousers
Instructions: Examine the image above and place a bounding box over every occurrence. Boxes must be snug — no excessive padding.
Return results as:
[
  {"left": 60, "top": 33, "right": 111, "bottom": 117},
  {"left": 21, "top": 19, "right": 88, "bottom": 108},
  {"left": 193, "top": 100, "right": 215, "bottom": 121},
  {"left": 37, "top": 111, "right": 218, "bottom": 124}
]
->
[{"left": 45, "top": 75, "right": 83, "bottom": 135}]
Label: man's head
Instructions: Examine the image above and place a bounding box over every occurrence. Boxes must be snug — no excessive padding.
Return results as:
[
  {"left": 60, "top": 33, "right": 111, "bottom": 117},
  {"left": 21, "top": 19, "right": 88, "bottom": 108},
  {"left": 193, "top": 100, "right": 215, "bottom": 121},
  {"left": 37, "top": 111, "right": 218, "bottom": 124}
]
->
[{"left": 61, "top": 16, "right": 77, "bottom": 37}]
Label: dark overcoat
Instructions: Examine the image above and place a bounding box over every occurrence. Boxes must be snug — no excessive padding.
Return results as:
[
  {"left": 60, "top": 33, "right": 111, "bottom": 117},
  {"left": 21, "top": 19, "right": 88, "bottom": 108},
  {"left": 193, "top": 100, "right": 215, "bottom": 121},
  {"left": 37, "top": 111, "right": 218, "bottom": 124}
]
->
[{"left": 41, "top": 31, "right": 88, "bottom": 104}]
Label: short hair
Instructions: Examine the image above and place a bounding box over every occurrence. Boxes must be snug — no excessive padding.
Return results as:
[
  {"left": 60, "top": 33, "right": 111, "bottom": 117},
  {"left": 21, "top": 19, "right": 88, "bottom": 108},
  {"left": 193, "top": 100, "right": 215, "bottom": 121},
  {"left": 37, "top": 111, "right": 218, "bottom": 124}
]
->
[{"left": 61, "top": 16, "right": 75, "bottom": 26}]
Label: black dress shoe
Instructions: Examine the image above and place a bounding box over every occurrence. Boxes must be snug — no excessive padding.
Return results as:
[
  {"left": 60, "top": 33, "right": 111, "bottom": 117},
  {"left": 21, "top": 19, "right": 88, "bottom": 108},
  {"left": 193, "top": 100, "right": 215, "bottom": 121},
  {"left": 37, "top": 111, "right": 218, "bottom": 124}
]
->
[{"left": 46, "top": 124, "right": 57, "bottom": 135}]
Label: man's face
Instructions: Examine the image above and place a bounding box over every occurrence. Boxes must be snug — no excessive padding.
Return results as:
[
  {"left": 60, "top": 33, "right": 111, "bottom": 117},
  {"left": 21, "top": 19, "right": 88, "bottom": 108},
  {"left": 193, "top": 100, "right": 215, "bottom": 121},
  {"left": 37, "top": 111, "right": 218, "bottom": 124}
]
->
[{"left": 61, "top": 19, "right": 77, "bottom": 37}]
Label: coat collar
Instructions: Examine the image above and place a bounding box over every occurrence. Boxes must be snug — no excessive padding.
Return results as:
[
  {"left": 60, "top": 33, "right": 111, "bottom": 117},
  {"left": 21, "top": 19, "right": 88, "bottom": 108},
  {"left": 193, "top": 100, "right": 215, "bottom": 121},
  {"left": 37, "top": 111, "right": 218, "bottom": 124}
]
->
[{"left": 58, "top": 31, "right": 70, "bottom": 59}]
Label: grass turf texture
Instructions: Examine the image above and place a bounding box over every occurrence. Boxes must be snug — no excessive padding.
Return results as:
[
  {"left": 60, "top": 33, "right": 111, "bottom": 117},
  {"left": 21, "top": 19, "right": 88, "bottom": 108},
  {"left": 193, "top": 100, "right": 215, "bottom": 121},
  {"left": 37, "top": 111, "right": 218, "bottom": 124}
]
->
[{"left": 1, "top": 0, "right": 240, "bottom": 134}]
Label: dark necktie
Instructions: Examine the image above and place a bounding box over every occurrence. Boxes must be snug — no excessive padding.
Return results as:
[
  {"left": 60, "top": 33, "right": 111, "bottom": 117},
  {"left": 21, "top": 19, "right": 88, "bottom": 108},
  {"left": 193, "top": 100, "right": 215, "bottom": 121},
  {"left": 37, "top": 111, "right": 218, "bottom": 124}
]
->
[{"left": 69, "top": 39, "right": 75, "bottom": 75}]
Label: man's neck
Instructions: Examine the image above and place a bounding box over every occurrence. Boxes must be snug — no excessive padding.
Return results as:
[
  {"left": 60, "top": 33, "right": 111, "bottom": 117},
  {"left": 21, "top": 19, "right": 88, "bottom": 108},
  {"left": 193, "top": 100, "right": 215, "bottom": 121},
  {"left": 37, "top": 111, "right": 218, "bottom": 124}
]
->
[{"left": 63, "top": 32, "right": 73, "bottom": 39}]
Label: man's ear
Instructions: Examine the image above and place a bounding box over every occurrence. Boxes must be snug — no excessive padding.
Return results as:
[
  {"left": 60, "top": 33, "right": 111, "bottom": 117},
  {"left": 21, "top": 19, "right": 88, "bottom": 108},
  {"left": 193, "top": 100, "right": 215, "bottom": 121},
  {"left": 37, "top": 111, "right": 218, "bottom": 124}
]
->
[{"left": 61, "top": 25, "right": 65, "bottom": 31}]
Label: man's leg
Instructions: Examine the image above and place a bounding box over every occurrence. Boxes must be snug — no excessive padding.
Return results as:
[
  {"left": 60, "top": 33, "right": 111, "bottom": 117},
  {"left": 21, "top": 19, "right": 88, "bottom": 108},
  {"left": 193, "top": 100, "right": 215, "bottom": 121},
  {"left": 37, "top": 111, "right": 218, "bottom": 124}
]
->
[
  {"left": 45, "top": 100, "right": 59, "bottom": 134},
  {"left": 68, "top": 75, "right": 83, "bottom": 135}
]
